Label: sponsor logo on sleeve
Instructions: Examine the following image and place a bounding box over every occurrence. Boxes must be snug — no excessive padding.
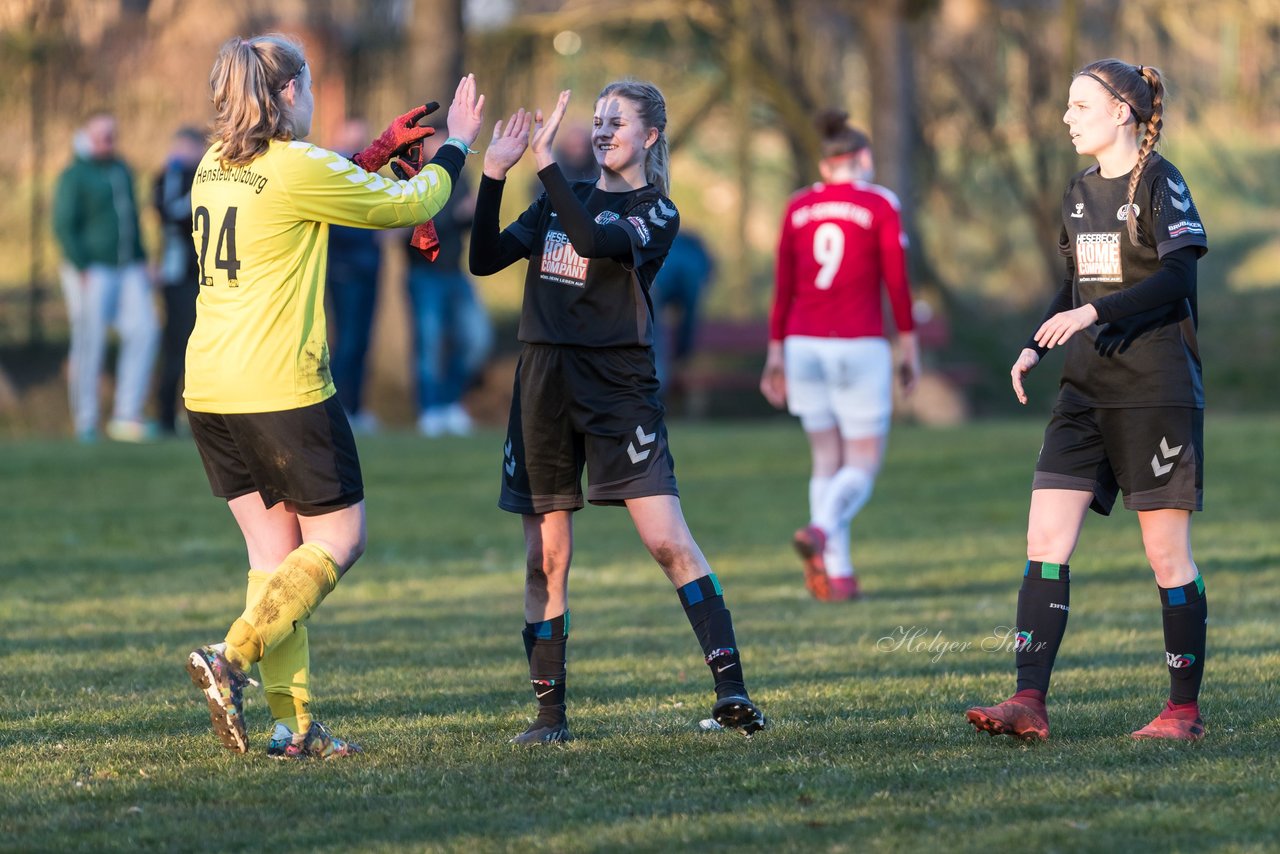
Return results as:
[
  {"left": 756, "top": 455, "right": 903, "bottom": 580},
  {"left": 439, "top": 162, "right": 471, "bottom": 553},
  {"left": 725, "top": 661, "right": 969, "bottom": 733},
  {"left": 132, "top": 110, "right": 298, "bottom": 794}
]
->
[
  {"left": 1075, "top": 232, "right": 1123, "bottom": 283},
  {"left": 1167, "top": 219, "right": 1205, "bottom": 238},
  {"left": 626, "top": 216, "right": 652, "bottom": 246},
  {"left": 539, "top": 229, "right": 589, "bottom": 287}
]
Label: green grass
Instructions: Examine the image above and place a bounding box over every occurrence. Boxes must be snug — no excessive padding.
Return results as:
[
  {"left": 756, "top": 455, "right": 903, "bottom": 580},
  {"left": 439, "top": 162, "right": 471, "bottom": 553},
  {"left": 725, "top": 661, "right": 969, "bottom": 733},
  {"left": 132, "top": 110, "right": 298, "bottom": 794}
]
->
[{"left": 2, "top": 416, "right": 1278, "bottom": 852}]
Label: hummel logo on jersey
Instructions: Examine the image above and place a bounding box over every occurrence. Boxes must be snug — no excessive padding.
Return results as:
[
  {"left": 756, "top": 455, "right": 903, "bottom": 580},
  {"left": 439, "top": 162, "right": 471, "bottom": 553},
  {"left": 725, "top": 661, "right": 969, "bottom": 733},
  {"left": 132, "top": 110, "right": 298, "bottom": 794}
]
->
[
  {"left": 1151, "top": 435, "right": 1183, "bottom": 477},
  {"left": 627, "top": 424, "right": 656, "bottom": 464},
  {"left": 1070, "top": 202, "right": 1085, "bottom": 218},
  {"left": 504, "top": 438, "right": 516, "bottom": 477},
  {"left": 647, "top": 199, "right": 677, "bottom": 229},
  {"left": 1167, "top": 176, "right": 1191, "bottom": 212}
]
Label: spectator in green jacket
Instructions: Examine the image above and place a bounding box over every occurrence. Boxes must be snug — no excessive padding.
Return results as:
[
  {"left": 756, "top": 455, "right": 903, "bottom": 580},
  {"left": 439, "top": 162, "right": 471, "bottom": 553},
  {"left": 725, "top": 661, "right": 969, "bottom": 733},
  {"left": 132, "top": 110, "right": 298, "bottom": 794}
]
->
[{"left": 53, "top": 111, "right": 159, "bottom": 442}]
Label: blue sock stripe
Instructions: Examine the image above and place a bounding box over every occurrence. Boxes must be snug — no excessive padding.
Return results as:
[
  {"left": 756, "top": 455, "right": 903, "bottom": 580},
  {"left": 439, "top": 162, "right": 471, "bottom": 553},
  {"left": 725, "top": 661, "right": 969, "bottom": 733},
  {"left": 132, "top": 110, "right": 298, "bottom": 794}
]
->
[
  {"left": 527, "top": 611, "right": 569, "bottom": 640},
  {"left": 678, "top": 574, "right": 722, "bottom": 608},
  {"left": 1160, "top": 576, "right": 1205, "bottom": 607}
]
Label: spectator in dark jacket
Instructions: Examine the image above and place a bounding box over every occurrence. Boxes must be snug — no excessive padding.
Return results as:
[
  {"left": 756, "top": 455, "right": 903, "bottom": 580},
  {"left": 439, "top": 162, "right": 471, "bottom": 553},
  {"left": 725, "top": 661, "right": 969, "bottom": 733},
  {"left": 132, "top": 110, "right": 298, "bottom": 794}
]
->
[{"left": 152, "top": 126, "right": 206, "bottom": 436}]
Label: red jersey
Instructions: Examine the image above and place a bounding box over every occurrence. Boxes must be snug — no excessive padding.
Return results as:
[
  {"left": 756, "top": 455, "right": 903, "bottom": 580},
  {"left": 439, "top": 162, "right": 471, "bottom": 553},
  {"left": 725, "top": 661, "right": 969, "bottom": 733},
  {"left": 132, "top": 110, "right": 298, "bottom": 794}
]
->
[{"left": 769, "top": 181, "right": 914, "bottom": 342}]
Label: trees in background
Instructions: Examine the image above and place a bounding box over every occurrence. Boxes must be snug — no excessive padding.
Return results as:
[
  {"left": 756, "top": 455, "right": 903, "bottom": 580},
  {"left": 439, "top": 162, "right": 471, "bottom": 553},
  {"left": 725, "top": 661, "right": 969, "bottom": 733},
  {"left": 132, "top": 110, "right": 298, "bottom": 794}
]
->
[{"left": 1, "top": 0, "right": 1276, "bottom": 342}]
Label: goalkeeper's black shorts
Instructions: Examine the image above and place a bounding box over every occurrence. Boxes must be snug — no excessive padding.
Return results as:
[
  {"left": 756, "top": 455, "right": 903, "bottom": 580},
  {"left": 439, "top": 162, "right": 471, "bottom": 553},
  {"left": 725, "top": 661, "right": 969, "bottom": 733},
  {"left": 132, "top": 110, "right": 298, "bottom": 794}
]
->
[{"left": 189, "top": 395, "right": 364, "bottom": 515}]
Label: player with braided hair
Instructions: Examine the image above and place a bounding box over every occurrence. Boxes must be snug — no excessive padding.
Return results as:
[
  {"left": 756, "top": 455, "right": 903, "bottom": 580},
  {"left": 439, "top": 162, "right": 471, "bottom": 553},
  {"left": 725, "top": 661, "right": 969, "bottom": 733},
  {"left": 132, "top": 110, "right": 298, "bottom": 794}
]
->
[
  {"left": 470, "top": 82, "right": 765, "bottom": 743},
  {"left": 182, "top": 33, "right": 484, "bottom": 758},
  {"left": 761, "top": 109, "right": 919, "bottom": 602},
  {"left": 966, "top": 60, "right": 1210, "bottom": 742}
]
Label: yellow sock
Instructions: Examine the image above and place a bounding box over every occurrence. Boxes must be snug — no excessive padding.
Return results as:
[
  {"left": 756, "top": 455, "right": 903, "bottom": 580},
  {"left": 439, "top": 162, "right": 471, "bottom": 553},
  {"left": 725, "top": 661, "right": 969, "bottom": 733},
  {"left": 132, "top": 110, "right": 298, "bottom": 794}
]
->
[
  {"left": 224, "top": 543, "right": 338, "bottom": 671},
  {"left": 246, "top": 569, "right": 312, "bottom": 734}
]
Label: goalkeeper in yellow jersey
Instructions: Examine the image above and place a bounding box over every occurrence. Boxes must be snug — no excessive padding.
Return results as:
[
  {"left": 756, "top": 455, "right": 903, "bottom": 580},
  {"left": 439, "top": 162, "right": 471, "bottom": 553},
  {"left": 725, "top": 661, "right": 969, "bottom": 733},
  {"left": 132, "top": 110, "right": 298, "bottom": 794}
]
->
[{"left": 182, "top": 33, "right": 484, "bottom": 758}]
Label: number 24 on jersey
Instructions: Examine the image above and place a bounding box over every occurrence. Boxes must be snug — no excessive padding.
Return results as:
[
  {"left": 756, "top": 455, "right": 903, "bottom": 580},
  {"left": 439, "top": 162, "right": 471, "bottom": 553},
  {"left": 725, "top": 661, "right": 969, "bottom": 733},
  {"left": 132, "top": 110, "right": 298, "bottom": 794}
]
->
[{"left": 193, "top": 205, "right": 242, "bottom": 287}]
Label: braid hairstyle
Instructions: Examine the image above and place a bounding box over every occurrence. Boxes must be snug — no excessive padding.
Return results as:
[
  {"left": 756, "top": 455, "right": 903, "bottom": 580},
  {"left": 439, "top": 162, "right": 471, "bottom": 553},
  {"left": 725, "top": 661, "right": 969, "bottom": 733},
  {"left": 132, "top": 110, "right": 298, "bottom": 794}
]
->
[
  {"left": 597, "top": 80, "right": 669, "bottom": 196},
  {"left": 209, "top": 34, "right": 307, "bottom": 169},
  {"left": 815, "top": 108, "right": 870, "bottom": 160},
  {"left": 1077, "top": 59, "right": 1164, "bottom": 244}
]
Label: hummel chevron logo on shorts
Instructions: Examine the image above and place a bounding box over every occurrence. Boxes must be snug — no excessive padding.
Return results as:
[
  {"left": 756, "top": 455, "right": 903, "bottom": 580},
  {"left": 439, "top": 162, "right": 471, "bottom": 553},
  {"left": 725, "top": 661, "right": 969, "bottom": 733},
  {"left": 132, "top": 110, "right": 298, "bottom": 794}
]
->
[
  {"left": 1151, "top": 435, "right": 1183, "bottom": 477},
  {"left": 627, "top": 425, "right": 656, "bottom": 464}
]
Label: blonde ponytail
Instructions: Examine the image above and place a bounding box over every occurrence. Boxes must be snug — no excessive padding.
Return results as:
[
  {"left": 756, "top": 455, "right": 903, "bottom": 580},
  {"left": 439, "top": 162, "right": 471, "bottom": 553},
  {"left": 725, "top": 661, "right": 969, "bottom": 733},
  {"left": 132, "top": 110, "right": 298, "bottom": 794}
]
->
[{"left": 209, "top": 34, "right": 306, "bottom": 168}]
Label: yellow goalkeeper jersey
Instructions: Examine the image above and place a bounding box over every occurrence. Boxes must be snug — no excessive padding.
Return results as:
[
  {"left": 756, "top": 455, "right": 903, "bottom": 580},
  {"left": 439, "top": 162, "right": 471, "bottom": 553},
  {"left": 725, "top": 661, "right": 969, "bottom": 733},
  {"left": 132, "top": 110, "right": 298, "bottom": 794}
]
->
[{"left": 184, "top": 139, "right": 455, "bottom": 413}]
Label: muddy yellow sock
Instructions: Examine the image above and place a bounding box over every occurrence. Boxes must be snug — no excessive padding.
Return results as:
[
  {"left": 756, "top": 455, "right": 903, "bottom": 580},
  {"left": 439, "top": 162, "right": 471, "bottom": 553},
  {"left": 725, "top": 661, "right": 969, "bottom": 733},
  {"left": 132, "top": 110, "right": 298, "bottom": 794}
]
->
[
  {"left": 246, "top": 569, "right": 312, "bottom": 733},
  {"left": 224, "top": 544, "right": 338, "bottom": 671}
]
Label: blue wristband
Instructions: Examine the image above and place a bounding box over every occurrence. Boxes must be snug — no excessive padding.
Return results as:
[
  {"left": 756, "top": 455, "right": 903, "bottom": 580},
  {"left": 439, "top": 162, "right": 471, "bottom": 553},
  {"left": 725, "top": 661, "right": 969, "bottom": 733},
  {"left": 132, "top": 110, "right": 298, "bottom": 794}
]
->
[{"left": 445, "top": 137, "right": 477, "bottom": 155}]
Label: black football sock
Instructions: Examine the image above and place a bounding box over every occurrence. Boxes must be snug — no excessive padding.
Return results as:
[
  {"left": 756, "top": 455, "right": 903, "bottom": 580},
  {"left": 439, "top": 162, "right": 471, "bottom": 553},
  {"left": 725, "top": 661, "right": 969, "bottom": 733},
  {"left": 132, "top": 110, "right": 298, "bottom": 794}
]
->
[
  {"left": 677, "top": 574, "right": 747, "bottom": 700},
  {"left": 1014, "top": 561, "right": 1071, "bottom": 696},
  {"left": 523, "top": 612, "right": 568, "bottom": 726},
  {"left": 1158, "top": 575, "right": 1207, "bottom": 706}
]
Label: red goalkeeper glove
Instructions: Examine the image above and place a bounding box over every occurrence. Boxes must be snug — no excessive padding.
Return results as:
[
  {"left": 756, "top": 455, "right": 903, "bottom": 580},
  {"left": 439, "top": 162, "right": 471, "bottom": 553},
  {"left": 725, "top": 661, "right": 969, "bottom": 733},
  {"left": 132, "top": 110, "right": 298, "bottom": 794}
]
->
[
  {"left": 351, "top": 101, "right": 439, "bottom": 172},
  {"left": 388, "top": 144, "right": 442, "bottom": 262}
]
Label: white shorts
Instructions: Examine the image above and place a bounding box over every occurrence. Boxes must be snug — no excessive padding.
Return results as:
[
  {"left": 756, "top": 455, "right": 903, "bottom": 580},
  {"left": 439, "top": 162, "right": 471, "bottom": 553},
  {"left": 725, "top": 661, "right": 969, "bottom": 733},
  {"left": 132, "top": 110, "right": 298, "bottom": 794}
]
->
[{"left": 784, "top": 336, "right": 893, "bottom": 438}]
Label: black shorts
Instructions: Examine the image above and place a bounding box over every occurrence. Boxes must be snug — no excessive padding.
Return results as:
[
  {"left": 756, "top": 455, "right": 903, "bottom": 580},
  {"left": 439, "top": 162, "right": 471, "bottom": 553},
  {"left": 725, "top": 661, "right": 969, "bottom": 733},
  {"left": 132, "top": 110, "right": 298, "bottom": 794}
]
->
[
  {"left": 499, "top": 344, "right": 679, "bottom": 514},
  {"left": 188, "top": 395, "right": 364, "bottom": 516},
  {"left": 1033, "top": 398, "right": 1203, "bottom": 515}
]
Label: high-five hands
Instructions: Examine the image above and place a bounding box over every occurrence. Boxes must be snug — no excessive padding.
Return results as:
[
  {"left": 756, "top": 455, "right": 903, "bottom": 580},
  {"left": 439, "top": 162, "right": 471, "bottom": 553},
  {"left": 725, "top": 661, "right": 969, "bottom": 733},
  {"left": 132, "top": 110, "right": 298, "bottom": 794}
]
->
[
  {"left": 530, "top": 90, "right": 571, "bottom": 170},
  {"left": 483, "top": 109, "right": 533, "bottom": 180},
  {"left": 445, "top": 73, "right": 485, "bottom": 148}
]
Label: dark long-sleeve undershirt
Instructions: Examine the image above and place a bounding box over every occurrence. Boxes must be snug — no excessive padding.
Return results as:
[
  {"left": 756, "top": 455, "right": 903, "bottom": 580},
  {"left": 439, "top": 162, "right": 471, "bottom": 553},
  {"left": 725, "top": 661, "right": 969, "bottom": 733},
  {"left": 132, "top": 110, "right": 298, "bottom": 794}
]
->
[
  {"left": 536, "top": 163, "right": 635, "bottom": 259},
  {"left": 468, "top": 174, "right": 532, "bottom": 276},
  {"left": 1025, "top": 246, "right": 1198, "bottom": 355}
]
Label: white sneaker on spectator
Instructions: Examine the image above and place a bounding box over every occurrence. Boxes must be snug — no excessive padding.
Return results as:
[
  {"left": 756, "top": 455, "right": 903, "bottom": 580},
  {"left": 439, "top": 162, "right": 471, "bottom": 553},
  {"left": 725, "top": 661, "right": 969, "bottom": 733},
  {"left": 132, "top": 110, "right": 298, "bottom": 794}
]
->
[
  {"left": 348, "top": 411, "right": 380, "bottom": 436},
  {"left": 444, "top": 403, "right": 473, "bottom": 436},
  {"left": 417, "top": 408, "right": 447, "bottom": 438},
  {"left": 106, "top": 419, "right": 158, "bottom": 443}
]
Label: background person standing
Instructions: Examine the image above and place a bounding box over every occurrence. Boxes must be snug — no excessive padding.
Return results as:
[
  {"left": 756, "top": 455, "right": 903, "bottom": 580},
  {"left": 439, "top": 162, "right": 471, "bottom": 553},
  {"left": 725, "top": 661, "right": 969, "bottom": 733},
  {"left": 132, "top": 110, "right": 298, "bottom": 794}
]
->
[
  {"left": 53, "top": 111, "right": 159, "bottom": 443},
  {"left": 152, "top": 125, "right": 206, "bottom": 436}
]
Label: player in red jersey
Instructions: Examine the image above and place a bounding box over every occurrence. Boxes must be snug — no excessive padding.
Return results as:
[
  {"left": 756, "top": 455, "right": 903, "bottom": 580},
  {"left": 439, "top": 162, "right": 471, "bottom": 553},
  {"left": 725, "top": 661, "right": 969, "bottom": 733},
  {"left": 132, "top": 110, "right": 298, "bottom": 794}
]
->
[
  {"left": 966, "top": 60, "right": 1209, "bottom": 742},
  {"left": 761, "top": 110, "right": 919, "bottom": 601}
]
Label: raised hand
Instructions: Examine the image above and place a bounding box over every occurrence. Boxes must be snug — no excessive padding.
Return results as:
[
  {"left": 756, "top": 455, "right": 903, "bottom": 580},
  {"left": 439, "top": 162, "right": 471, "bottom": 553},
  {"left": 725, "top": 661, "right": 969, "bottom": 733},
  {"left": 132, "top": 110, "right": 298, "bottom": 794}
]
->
[
  {"left": 483, "top": 109, "right": 533, "bottom": 180},
  {"left": 530, "top": 89, "right": 571, "bottom": 170},
  {"left": 352, "top": 104, "right": 437, "bottom": 173},
  {"left": 446, "top": 73, "right": 485, "bottom": 148}
]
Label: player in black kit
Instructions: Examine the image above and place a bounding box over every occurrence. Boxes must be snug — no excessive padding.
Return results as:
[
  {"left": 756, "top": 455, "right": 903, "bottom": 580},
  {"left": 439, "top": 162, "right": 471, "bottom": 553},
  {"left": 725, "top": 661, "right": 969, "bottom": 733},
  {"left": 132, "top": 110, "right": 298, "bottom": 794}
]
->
[
  {"left": 966, "top": 60, "right": 1210, "bottom": 742},
  {"left": 469, "top": 82, "right": 766, "bottom": 744}
]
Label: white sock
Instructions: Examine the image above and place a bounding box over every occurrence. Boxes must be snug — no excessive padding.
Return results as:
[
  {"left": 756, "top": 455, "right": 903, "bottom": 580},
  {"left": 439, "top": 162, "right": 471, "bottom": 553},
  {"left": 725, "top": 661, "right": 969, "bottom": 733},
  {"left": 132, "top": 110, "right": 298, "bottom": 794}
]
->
[
  {"left": 808, "top": 475, "right": 832, "bottom": 527},
  {"left": 815, "top": 466, "right": 874, "bottom": 537},
  {"left": 825, "top": 521, "right": 855, "bottom": 578}
]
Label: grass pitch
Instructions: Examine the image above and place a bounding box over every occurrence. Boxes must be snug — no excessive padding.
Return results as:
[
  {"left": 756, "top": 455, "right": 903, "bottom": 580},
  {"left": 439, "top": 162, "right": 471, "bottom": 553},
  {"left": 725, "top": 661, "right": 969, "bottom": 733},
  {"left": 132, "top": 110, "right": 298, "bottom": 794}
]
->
[{"left": 2, "top": 416, "right": 1277, "bottom": 852}]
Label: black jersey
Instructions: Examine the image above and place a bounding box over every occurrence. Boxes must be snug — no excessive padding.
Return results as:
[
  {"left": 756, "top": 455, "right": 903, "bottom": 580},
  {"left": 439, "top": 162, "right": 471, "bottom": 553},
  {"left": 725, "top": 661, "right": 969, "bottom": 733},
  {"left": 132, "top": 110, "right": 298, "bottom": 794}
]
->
[
  {"left": 504, "top": 180, "right": 678, "bottom": 348},
  {"left": 1057, "top": 154, "right": 1208, "bottom": 408}
]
